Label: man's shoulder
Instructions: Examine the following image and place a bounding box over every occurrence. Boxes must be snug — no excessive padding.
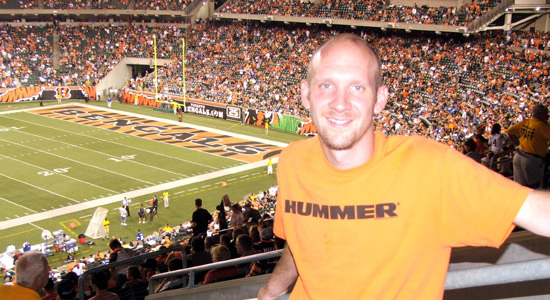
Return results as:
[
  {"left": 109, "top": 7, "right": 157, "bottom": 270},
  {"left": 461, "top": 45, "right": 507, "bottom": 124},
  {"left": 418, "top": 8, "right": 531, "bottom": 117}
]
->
[
  {"left": 382, "top": 133, "right": 451, "bottom": 154},
  {"left": 279, "top": 137, "right": 321, "bottom": 164}
]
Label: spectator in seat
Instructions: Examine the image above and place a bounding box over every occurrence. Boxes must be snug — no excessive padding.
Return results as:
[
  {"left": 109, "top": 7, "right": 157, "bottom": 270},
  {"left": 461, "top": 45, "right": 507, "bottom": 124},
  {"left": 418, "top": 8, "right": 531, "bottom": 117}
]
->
[
  {"left": 248, "top": 237, "right": 285, "bottom": 277},
  {"left": 0, "top": 251, "right": 51, "bottom": 300},
  {"left": 121, "top": 266, "right": 142, "bottom": 288},
  {"left": 249, "top": 225, "right": 261, "bottom": 244},
  {"left": 204, "top": 236, "right": 215, "bottom": 254},
  {"left": 108, "top": 239, "right": 131, "bottom": 289},
  {"left": 243, "top": 203, "right": 262, "bottom": 224},
  {"left": 201, "top": 245, "right": 242, "bottom": 285},
  {"left": 230, "top": 203, "right": 245, "bottom": 228},
  {"left": 463, "top": 138, "right": 482, "bottom": 164},
  {"left": 89, "top": 270, "right": 120, "bottom": 300},
  {"left": 186, "top": 235, "right": 212, "bottom": 283},
  {"left": 507, "top": 104, "right": 550, "bottom": 188},
  {"left": 56, "top": 279, "right": 77, "bottom": 300},
  {"left": 254, "top": 226, "right": 276, "bottom": 254},
  {"left": 235, "top": 234, "right": 256, "bottom": 258},
  {"left": 42, "top": 278, "right": 58, "bottom": 300},
  {"left": 140, "top": 258, "right": 158, "bottom": 282},
  {"left": 488, "top": 123, "right": 509, "bottom": 170},
  {"left": 155, "top": 258, "right": 185, "bottom": 293}
]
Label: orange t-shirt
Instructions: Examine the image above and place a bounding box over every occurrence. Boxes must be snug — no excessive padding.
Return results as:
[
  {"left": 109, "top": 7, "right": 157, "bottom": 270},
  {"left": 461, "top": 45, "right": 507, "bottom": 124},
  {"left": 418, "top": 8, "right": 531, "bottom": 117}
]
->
[{"left": 274, "top": 132, "right": 530, "bottom": 299}]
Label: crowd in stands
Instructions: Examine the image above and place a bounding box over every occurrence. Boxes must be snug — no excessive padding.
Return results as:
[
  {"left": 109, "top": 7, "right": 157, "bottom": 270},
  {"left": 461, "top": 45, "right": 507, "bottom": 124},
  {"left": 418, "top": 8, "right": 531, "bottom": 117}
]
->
[
  {"left": 1, "top": 185, "right": 279, "bottom": 299},
  {"left": 0, "top": 0, "right": 507, "bottom": 26},
  {"left": 133, "top": 20, "right": 549, "bottom": 151},
  {"left": 2, "top": 19, "right": 550, "bottom": 151},
  {"left": 218, "top": 0, "right": 501, "bottom": 26},
  {"left": 132, "top": 0, "right": 189, "bottom": 11}
]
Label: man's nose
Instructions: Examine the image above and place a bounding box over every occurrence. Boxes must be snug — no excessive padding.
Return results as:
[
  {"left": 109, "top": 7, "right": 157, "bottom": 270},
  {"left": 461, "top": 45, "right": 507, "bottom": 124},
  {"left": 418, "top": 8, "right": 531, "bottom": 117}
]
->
[{"left": 329, "top": 87, "right": 352, "bottom": 112}]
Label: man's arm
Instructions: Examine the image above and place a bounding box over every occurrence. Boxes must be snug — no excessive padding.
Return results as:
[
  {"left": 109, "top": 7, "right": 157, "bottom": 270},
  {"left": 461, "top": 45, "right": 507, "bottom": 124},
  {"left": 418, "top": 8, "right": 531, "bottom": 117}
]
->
[
  {"left": 514, "top": 190, "right": 550, "bottom": 237},
  {"left": 258, "top": 243, "right": 298, "bottom": 300},
  {"left": 507, "top": 133, "right": 520, "bottom": 147}
]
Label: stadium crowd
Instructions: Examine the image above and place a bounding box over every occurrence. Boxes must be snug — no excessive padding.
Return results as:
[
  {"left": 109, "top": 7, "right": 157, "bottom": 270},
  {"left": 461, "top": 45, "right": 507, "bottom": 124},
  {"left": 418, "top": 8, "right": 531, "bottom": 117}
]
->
[
  {"left": 132, "top": 20, "right": 549, "bottom": 151},
  {"left": 2, "top": 19, "right": 550, "bottom": 151},
  {"left": 219, "top": 0, "right": 501, "bottom": 26},
  {"left": 2, "top": 185, "right": 279, "bottom": 299},
  {"left": 3, "top": 0, "right": 502, "bottom": 27}
]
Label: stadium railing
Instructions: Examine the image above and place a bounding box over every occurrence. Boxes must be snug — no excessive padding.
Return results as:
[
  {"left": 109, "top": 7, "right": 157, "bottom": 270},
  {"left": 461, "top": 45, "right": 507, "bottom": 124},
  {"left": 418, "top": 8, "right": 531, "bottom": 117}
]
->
[
  {"left": 78, "top": 244, "right": 186, "bottom": 300},
  {"left": 468, "top": 0, "right": 514, "bottom": 32},
  {"left": 147, "top": 249, "right": 283, "bottom": 293},
  {"left": 145, "top": 232, "right": 550, "bottom": 300},
  {"left": 145, "top": 255, "right": 550, "bottom": 300}
]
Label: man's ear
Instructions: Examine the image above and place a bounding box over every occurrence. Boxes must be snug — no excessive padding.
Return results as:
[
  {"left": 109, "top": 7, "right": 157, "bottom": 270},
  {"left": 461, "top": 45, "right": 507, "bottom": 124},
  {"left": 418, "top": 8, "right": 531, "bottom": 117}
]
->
[
  {"left": 301, "top": 79, "right": 311, "bottom": 110},
  {"left": 374, "top": 85, "right": 389, "bottom": 114}
]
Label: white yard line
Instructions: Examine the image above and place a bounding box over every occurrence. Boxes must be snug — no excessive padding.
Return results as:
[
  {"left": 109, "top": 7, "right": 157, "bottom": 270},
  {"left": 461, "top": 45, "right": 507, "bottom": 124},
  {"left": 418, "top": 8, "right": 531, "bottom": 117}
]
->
[
  {"left": 0, "top": 173, "right": 80, "bottom": 204},
  {"left": 0, "top": 103, "right": 286, "bottom": 231},
  {"left": 0, "top": 196, "right": 38, "bottom": 213},
  {"left": 0, "top": 159, "right": 276, "bottom": 230},
  {"left": 0, "top": 152, "right": 120, "bottom": 193},
  {"left": 0, "top": 119, "right": 197, "bottom": 176}
]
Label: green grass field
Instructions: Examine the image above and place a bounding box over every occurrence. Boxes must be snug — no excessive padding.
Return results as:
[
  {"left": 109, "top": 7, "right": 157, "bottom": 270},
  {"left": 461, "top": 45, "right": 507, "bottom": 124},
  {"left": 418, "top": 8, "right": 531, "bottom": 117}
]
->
[{"left": 0, "top": 100, "right": 306, "bottom": 271}]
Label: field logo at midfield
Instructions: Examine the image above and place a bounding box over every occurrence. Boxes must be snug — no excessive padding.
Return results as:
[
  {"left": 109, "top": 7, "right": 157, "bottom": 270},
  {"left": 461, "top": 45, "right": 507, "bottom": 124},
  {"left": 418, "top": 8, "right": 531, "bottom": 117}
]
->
[{"left": 30, "top": 105, "right": 281, "bottom": 163}]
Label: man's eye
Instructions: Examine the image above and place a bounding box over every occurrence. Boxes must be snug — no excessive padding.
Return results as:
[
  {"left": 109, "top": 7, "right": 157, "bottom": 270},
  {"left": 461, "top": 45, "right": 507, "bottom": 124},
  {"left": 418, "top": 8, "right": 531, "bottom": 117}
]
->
[
  {"left": 353, "top": 85, "right": 364, "bottom": 91},
  {"left": 321, "top": 83, "right": 331, "bottom": 89}
]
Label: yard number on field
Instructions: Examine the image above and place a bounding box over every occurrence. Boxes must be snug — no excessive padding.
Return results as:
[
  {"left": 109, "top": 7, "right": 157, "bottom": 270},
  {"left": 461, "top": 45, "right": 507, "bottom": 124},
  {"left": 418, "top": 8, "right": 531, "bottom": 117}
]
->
[
  {"left": 108, "top": 154, "right": 137, "bottom": 162},
  {"left": 38, "top": 167, "right": 71, "bottom": 176}
]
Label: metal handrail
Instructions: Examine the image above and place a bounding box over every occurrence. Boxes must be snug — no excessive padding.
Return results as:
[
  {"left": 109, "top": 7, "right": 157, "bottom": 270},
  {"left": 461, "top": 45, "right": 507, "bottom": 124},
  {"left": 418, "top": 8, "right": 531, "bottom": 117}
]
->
[
  {"left": 78, "top": 245, "right": 185, "bottom": 299},
  {"left": 148, "top": 249, "right": 283, "bottom": 294},
  {"left": 445, "top": 257, "right": 550, "bottom": 290},
  {"left": 147, "top": 251, "right": 550, "bottom": 298}
]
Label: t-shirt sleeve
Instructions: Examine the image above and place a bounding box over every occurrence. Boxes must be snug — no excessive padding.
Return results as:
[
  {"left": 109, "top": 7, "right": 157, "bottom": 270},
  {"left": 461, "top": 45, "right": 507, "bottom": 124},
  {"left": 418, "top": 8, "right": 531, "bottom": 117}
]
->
[
  {"left": 438, "top": 146, "right": 531, "bottom": 248},
  {"left": 506, "top": 122, "right": 522, "bottom": 136}
]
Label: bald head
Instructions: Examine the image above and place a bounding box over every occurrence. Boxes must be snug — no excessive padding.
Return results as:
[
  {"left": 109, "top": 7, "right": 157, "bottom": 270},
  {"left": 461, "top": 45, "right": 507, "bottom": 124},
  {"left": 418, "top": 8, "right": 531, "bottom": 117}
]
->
[
  {"left": 15, "top": 251, "right": 50, "bottom": 292},
  {"left": 307, "top": 34, "right": 383, "bottom": 90}
]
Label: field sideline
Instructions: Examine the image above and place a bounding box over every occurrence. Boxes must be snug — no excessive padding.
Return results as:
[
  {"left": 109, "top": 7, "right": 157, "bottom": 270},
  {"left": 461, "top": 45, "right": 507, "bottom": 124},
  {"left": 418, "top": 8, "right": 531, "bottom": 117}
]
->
[{"left": 0, "top": 101, "right": 301, "bottom": 270}]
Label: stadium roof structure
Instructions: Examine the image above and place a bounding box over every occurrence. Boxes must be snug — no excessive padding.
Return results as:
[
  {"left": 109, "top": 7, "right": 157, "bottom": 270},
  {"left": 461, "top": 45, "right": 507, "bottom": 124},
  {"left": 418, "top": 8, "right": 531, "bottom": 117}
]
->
[{"left": 0, "top": 0, "right": 548, "bottom": 35}]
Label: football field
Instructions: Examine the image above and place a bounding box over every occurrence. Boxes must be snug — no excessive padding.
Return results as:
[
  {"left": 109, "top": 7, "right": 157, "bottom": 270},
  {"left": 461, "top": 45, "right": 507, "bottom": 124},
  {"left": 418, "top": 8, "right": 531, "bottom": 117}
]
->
[{"left": 0, "top": 102, "right": 295, "bottom": 269}]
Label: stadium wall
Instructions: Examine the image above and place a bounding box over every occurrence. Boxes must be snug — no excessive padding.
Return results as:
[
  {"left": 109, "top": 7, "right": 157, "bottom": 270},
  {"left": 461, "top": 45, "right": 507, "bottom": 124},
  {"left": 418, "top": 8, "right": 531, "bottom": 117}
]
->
[
  {"left": 0, "top": 86, "right": 96, "bottom": 102},
  {"left": 121, "top": 89, "right": 318, "bottom": 136}
]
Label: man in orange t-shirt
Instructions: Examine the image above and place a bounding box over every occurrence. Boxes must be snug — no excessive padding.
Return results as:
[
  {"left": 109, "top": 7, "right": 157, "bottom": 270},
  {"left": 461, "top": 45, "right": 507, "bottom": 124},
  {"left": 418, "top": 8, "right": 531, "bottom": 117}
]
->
[{"left": 258, "top": 34, "right": 550, "bottom": 300}]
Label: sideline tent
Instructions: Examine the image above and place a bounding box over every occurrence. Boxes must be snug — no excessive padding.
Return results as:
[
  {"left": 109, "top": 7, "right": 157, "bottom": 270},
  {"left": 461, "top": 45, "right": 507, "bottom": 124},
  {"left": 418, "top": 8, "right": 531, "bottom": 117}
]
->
[{"left": 85, "top": 207, "right": 108, "bottom": 239}]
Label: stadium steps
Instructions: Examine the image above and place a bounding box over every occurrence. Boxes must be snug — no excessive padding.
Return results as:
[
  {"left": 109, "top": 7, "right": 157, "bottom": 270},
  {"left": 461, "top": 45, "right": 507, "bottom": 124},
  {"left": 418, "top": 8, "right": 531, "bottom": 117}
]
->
[{"left": 53, "top": 30, "right": 60, "bottom": 70}]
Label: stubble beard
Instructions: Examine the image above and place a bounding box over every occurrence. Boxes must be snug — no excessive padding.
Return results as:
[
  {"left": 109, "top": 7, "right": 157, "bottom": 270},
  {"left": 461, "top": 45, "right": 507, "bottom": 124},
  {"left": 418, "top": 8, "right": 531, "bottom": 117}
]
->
[{"left": 317, "top": 124, "right": 357, "bottom": 151}]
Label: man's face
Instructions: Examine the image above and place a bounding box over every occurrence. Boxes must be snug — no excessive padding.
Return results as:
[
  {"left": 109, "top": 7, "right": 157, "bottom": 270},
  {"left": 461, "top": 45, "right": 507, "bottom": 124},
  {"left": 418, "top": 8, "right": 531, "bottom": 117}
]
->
[{"left": 302, "top": 40, "right": 387, "bottom": 151}]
